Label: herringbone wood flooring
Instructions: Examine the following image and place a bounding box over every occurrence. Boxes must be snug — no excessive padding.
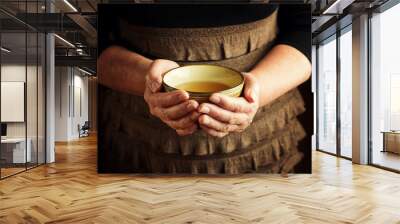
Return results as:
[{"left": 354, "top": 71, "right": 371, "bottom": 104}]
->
[{"left": 1, "top": 135, "right": 400, "bottom": 224}]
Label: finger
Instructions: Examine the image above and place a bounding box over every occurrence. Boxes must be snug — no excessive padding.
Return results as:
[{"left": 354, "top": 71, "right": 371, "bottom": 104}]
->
[
  {"left": 148, "top": 60, "right": 179, "bottom": 92},
  {"left": 209, "top": 93, "right": 252, "bottom": 113},
  {"left": 145, "top": 75, "right": 159, "bottom": 94},
  {"left": 200, "top": 124, "right": 228, "bottom": 138},
  {"left": 189, "top": 111, "right": 201, "bottom": 121},
  {"left": 149, "top": 90, "right": 189, "bottom": 108},
  {"left": 242, "top": 73, "right": 259, "bottom": 103},
  {"left": 163, "top": 100, "right": 198, "bottom": 120},
  {"left": 176, "top": 124, "right": 198, "bottom": 136},
  {"left": 143, "top": 82, "right": 152, "bottom": 103},
  {"left": 198, "top": 114, "right": 238, "bottom": 133},
  {"left": 198, "top": 103, "right": 249, "bottom": 125},
  {"left": 168, "top": 112, "right": 198, "bottom": 130}
]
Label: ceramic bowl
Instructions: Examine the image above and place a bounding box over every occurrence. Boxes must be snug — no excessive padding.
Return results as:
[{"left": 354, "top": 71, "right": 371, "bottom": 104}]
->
[{"left": 163, "top": 65, "right": 244, "bottom": 103}]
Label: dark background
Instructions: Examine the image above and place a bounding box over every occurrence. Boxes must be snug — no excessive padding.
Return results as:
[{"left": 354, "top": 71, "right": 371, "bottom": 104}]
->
[{"left": 98, "top": 3, "right": 312, "bottom": 173}]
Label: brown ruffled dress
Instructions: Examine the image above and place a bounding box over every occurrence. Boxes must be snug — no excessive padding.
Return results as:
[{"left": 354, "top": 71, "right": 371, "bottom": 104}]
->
[{"left": 100, "top": 9, "right": 306, "bottom": 174}]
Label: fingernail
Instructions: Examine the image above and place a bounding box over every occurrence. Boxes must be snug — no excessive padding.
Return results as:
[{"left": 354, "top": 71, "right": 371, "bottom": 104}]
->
[
  {"left": 192, "top": 101, "right": 199, "bottom": 108},
  {"left": 179, "top": 91, "right": 189, "bottom": 100},
  {"left": 201, "top": 116, "right": 208, "bottom": 125},
  {"left": 199, "top": 106, "right": 210, "bottom": 114},
  {"left": 186, "top": 102, "right": 195, "bottom": 110},
  {"left": 190, "top": 112, "right": 200, "bottom": 121},
  {"left": 210, "top": 95, "right": 220, "bottom": 104}
]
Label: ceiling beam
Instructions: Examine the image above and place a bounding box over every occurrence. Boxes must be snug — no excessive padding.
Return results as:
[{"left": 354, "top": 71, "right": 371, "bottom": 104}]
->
[
  {"left": 67, "top": 13, "right": 97, "bottom": 47},
  {"left": 55, "top": 55, "right": 96, "bottom": 71},
  {"left": 322, "top": 0, "right": 356, "bottom": 15}
]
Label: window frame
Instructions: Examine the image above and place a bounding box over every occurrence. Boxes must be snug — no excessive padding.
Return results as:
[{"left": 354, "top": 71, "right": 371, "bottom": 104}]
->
[{"left": 315, "top": 23, "right": 353, "bottom": 161}]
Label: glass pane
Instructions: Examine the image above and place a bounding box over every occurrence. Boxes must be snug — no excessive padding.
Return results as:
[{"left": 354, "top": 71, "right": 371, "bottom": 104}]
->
[
  {"left": 371, "top": 3, "right": 400, "bottom": 171},
  {"left": 317, "top": 37, "right": 337, "bottom": 154},
  {"left": 27, "top": 31, "right": 38, "bottom": 169},
  {"left": 340, "top": 28, "right": 352, "bottom": 158},
  {"left": 0, "top": 3, "right": 27, "bottom": 32},
  {"left": 1, "top": 31, "right": 27, "bottom": 177},
  {"left": 38, "top": 33, "right": 45, "bottom": 165}
]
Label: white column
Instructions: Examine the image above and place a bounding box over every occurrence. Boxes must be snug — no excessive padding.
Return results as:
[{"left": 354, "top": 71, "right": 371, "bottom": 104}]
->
[
  {"left": 45, "top": 1, "right": 55, "bottom": 163},
  {"left": 55, "top": 67, "right": 73, "bottom": 141},
  {"left": 352, "top": 14, "right": 369, "bottom": 164}
]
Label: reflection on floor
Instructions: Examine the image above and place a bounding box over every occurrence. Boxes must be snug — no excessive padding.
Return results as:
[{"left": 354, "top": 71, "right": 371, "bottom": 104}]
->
[
  {"left": 340, "top": 147, "right": 352, "bottom": 158},
  {"left": 0, "top": 135, "right": 400, "bottom": 223},
  {"left": 373, "top": 150, "right": 400, "bottom": 171},
  {"left": 0, "top": 167, "right": 25, "bottom": 178},
  {"left": 0, "top": 163, "right": 42, "bottom": 178}
]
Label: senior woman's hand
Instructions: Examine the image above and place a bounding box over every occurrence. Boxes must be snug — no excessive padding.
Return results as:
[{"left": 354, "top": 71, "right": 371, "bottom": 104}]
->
[
  {"left": 144, "top": 59, "right": 200, "bottom": 136},
  {"left": 198, "top": 73, "right": 260, "bottom": 138}
]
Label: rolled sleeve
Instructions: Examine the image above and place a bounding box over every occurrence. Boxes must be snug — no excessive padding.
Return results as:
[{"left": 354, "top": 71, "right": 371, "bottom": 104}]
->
[{"left": 276, "top": 5, "right": 311, "bottom": 61}]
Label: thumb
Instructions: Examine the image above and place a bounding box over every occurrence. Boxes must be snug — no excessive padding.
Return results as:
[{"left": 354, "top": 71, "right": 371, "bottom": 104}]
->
[
  {"left": 242, "top": 72, "right": 259, "bottom": 104},
  {"left": 148, "top": 70, "right": 163, "bottom": 93},
  {"left": 145, "top": 75, "right": 160, "bottom": 93},
  {"left": 150, "top": 78, "right": 162, "bottom": 93},
  {"left": 148, "top": 60, "right": 179, "bottom": 93}
]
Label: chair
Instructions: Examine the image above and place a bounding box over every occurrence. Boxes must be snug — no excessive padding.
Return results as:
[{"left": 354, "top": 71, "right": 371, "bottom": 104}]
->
[{"left": 78, "top": 121, "right": 90, "bottom": 138}]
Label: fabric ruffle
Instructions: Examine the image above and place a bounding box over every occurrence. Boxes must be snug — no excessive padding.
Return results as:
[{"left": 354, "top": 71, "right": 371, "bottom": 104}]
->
[
  {"left": 179, "top": 43, "right": 273, "bottom": 73},
  {"left": 118, "top": 10, "right": 278, "bottom": 62},
  {"left": 109, "top": 118, "right": 305, "bottom": 174},
  {"left": 102, "top": 88, "right": 305, "bottom": 157}
]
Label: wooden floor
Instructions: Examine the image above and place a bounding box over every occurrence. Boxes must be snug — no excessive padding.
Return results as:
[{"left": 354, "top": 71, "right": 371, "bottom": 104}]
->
[
  {"left": 1, "top": 163, "right": 43, "bottom": 178},
  {"left": 1, "top": 167, "right": 26, "bottom": 178},
  {"left": 1, "top": 135, "right": 400, "bottom": 224},
  {"left": 372, "top": 150, "right": 400, "bottom": 171}
]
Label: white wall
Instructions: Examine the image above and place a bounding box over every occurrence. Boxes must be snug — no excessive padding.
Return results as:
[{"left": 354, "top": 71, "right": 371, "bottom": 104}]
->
[
  {"left": 1, "top": 63, "right": 46, "bottom": 164},
  {"left": 55, "top": 66, "right": 89, "bottom": 141},
  {"left": 55, "top": 66, "right": 70, "bottom": 141},
  {"left": 1, "top": 64, "right": 40, "bottom": 138},
  {"left": 72, "top": 73, "right": 89, "bottom": 138},
  {"left": 88, "top": 77, "right": 97, "bottom": 131},
  {"left": 1, "top": 65, "right": 26, "bottom": 139}
]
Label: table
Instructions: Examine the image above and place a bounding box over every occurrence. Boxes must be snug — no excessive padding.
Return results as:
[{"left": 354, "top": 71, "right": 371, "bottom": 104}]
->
[
  {"left": 381, "top": 131, "right": 400, "bottom": 154},
  {"left": 1, "top": 138, "right": 31, "bottom": 164}
]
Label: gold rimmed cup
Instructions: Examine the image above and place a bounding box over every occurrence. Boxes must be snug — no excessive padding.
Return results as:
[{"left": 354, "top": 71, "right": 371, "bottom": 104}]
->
[{"left": 162, "top": 65, "right": 244, "bottom": 103}]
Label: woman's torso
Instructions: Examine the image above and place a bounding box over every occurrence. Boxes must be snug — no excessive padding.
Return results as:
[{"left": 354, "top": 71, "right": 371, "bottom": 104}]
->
[{"left": 99, "top": 7, "right": 306, "bottom": 174}]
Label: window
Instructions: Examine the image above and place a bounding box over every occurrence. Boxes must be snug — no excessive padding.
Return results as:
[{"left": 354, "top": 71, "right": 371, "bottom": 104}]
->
[
  {"left": 370, "top": 2, "right": 400, "bottom": 171},
  {"left": 316, "top": 26, "right": 353, "bottom": 159},
  {"left": 0, "top": 1, "right": 47, "bottom": 179},
  {"left": 339, "top": 27, "right": 352, "bottom": 158},
  {"left": 1, "top": 31, "right": 28, "bottom": 178},
  {"left": 317, "top": 35, "right": 337, "bottom": 154}
]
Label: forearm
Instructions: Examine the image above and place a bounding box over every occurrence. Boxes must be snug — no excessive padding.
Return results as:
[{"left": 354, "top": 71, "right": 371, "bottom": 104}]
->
[
  {"left": 249, "top": 44, "right": 311, "bottom": 106},
  {"left": 97, "top": 45, "right": 153, "bottom": 95}
]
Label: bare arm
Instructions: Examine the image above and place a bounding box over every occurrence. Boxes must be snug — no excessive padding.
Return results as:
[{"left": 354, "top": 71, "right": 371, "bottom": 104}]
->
[
  {"left": 97, "top": 45, "right": 199, "bottom": 136},
  {"left": 249, "top": 44, "right": 311, "bottom": 106},
  {"left": 97, "top": 45, "right": 152, "bottom": 95},
  {"left": 198, "top": 44, "right": 311, "bottom": 137}
]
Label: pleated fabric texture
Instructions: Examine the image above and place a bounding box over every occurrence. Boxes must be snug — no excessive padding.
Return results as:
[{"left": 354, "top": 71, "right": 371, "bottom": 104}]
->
[
  {"left": 101, "top": 8, "right": 307, "bottom": 174},
  {"left": 118, "top": 10, "right": 278, "bottom": 62}
]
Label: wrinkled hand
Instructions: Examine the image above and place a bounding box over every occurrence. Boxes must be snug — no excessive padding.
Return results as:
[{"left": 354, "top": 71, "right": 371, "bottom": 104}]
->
[
  {"left": 144, "top": 59, "right": 200, "bottom": 136},
  {"left": 198, "top": 73, "right": 260, "bottom": 138}
]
